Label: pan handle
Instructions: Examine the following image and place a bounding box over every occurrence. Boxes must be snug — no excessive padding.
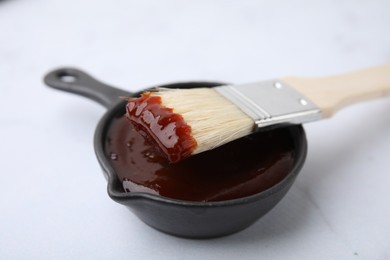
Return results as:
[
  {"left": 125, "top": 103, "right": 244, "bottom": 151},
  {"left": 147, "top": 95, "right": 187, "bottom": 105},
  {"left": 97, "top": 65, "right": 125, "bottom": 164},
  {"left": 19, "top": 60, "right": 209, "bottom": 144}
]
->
[{"left": 44, "top": 68, "right": 131, "bottom": 109}]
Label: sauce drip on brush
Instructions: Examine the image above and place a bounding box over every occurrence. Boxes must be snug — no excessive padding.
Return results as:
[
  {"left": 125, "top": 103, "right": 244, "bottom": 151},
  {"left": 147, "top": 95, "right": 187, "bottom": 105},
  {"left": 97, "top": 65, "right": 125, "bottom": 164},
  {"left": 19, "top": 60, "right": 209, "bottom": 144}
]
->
[{"left": 125, "top": 92, "right": 197, "bottom": 163}]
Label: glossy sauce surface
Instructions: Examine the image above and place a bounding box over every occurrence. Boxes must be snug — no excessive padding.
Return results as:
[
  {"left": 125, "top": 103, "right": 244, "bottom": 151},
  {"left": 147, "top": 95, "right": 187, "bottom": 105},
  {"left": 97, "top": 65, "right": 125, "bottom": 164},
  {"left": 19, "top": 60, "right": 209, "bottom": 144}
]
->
[
  {"left": 105, "top": 114, "right": 296, "bottom": 202},
  {"left": 126, "top": 93, "right": 196, "bottom": 163}
]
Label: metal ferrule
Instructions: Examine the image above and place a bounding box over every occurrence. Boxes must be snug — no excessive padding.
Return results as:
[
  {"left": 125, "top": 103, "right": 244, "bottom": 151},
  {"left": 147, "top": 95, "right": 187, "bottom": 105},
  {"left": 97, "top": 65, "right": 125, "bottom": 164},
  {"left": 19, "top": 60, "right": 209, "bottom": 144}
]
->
[{"left": 214, "top": 80, "right": 322, "bottom": 129}]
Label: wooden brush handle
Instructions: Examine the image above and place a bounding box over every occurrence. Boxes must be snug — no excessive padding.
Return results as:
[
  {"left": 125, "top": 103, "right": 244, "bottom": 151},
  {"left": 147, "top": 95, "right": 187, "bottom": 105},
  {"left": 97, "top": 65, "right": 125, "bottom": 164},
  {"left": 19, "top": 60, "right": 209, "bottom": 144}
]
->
[{"left": 282, "top": 64, "right": 390, "bottom": 118}]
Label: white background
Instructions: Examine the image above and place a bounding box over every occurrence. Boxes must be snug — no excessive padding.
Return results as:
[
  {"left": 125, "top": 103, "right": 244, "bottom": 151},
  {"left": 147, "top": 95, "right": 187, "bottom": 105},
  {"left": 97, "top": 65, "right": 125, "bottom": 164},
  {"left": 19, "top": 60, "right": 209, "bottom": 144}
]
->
[{"left": 1, "top": 0, "right": 389, "bottom": 259}]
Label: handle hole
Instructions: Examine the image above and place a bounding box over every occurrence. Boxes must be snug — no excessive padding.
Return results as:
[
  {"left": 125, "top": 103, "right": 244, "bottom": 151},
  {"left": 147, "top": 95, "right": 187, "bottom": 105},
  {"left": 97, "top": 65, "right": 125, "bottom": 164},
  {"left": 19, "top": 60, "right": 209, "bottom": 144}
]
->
[{"left": 57, "top": 72, "right": 77, "bottom": 83}]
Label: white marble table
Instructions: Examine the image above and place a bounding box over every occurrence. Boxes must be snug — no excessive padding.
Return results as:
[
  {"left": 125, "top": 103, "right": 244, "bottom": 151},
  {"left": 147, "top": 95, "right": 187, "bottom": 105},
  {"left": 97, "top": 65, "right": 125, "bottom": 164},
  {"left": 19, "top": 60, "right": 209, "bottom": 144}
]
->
[{"left": 1, "top": 0, "right": 389, "bottom": 259}]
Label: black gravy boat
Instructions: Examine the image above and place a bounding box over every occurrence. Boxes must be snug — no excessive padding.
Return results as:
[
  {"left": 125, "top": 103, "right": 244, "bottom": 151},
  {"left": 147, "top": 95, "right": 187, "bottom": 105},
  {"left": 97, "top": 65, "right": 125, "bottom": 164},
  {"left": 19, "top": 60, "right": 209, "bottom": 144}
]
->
[{"left": 44, "top": 68, "right": 307, "bottom": 238}]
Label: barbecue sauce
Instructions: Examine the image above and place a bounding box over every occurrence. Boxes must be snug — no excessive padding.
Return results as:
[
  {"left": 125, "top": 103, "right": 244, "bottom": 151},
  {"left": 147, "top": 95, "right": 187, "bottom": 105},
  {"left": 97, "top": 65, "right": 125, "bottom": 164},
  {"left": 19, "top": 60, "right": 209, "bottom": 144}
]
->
[
  {"left": 125, "top": 93, "right": 196, "bottom": 163},
  {"left": 104, "top": 114, "right": 296, "bottom": 202}
]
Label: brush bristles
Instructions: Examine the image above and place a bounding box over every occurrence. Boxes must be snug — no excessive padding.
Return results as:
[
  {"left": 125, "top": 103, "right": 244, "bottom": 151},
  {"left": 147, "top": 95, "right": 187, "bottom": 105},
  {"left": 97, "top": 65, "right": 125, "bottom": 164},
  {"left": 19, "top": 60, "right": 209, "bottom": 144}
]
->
[{"left": 151, "top": 88, "right": 254, "bottom": 154}]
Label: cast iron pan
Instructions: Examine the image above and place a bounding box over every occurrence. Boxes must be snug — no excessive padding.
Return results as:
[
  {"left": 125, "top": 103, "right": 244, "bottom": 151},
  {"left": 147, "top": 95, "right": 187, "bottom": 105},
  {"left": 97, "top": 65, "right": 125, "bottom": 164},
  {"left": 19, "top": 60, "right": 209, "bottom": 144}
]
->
[{"left": 44, "top": 68, "right": 308, "bottom": 238}]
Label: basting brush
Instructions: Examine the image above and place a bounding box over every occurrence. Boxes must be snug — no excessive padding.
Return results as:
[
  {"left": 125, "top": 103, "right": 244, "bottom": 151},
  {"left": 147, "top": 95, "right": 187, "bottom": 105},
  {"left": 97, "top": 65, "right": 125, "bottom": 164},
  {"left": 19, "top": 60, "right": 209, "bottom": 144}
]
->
[{"left": 126, "top": 64, "right": 390, "bottom": 163}]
